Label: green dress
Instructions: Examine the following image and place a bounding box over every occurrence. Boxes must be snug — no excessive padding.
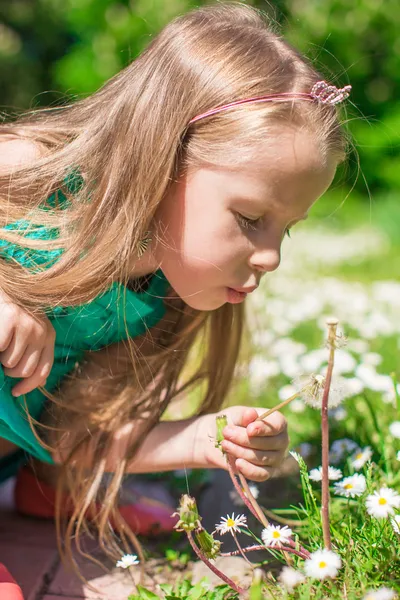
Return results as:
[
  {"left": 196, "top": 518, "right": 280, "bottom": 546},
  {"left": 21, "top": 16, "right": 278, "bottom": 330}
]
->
[{"left": 0, "top": 174, "right": 170, "bottom": 481}]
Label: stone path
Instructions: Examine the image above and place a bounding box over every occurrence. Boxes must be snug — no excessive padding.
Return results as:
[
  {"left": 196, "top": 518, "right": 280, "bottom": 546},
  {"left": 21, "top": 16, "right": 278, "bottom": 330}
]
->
[{"left": 0, "top": 477, "right": 139, "bottom": 600}]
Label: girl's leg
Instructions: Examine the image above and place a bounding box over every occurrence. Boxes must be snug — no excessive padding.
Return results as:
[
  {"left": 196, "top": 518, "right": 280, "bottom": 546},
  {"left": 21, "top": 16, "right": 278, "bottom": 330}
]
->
[
  {"left": 14, "top": 458, "right": 178, "bottom": 536},
  {"left": 0, "top": 440, "right": 25, "bottom": 600}
]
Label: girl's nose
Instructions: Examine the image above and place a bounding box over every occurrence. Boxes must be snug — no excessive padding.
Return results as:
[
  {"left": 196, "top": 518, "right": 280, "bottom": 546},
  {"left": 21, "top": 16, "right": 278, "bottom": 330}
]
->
[{"left": 250, "top": 247, "right": 281, "bottom": 273}]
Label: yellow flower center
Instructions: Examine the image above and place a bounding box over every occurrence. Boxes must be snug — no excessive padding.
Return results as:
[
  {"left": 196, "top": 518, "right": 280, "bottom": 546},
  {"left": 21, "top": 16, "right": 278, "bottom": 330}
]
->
[
  {"left": 356, "top": 453, "right": 363, "bottom": 460},
  {"left": 272, "top": 531, "right": 281, "bottom": 539},
  {"left": 227, "top": 518, "right": 235, "bottom": 527},
  {"left": 378, "top": 498, "right": 387, "bottom": 505},
  {"left": 318, "top": 561, "right": 327, "bottom": 569},
  {"left": 344, "top": 484, "right": 353, "bottom": 489}
]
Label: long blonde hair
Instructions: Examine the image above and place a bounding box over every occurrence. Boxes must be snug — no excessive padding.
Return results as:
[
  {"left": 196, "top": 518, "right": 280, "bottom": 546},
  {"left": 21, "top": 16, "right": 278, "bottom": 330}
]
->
[{"left": 0, "top": 0, "right": 349, "bottom": 583}]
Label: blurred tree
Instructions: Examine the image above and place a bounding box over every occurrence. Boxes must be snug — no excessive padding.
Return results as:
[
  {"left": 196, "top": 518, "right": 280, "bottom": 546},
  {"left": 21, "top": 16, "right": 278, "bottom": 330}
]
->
[{"left": 0, "top": 0, "right": 398, "bottom": 197}]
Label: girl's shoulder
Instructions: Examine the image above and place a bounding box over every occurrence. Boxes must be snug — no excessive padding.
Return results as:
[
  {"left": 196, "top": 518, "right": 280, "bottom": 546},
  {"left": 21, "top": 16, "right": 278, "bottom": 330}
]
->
[{"left": 0, "top": 135, "right": 46, "bottom": 176}]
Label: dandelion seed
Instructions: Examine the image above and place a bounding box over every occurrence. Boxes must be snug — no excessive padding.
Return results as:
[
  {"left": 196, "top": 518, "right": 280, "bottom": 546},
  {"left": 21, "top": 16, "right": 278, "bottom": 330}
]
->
[
  {"left": 261, "top": 524, "right": 293, "bottom": 547},
  {"left": 390, "top": 514, "right": 400, "bottom": 535},
  {"left": 389, "top": 421, "right": 400, "bottom": 439},
  {"left": 215, "top": 513, "right": 247, "bottom": 535},
  {"left": 309, "top": 466, "right": 342, "bottom": 482},
  {"left": 366, "top": 487, "right": 400, "bottom": 519},
  {"left": 304, "top": 548, "right": 342, "bottom": 580},
  {"left": 278, "top": 566, "right": 306, "bottom": 592},
  {"left": 333, "top": 474, "right": 367, "bottom": 498},
  {"left": 116, "top": 554, "right": 139, "bottom": 569},
  {"left": 293, "top": 373, "right": 343, "bottom": 409},
  {"left": 351, "top": 446, "right": 373, "bottom": 470},
  {"left": 363, "top": 587, "right": 397, "bottom": 600}
]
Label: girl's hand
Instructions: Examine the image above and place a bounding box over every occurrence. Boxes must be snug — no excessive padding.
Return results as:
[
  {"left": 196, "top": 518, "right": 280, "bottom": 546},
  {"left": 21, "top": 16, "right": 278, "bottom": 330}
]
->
[
  {"left": 0, "top": 290, "right": 55, "bottom": 396},
  {"left": 200, "top": 406, "right": 289, "bottom": 482}
]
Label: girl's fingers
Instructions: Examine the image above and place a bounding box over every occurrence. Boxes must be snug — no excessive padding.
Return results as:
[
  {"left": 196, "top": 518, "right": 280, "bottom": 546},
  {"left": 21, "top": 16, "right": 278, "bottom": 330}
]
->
[
  {"left": 0, "top": 328, "right": 30, "bottom": 369},
  {"left": 3, "top": 346, "right": 41, "bottom": 379},
  {"left": 0, "top": 326, "right": 15, "bottom": 353},
  {"left": 221, "top": 439, "right": 285, "bottom": 467},
  {"left": 10, "top": 344, "right": 53, "bottom": 397},
  {"left": 223, "top": 426, "right": 288, "bottom": 451},
  {"left": 234, "top": 458, "right": 275, "bottom": 483}
]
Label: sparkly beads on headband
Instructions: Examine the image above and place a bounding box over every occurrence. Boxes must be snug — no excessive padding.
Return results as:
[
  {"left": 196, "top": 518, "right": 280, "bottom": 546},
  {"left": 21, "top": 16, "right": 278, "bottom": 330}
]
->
[{"left": 188, "top": 80, "right": 352, "bottom": 125}]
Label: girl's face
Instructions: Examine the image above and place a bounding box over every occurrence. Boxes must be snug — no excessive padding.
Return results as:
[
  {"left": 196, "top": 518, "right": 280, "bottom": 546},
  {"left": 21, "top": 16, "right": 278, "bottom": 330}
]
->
[{"left": 152, "top": 127, "right": 337, "bottom": 311}]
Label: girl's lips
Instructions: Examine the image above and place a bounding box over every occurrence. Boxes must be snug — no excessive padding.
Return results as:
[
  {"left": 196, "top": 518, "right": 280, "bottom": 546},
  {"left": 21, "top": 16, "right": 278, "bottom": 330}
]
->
[{"left": 226, "top": 287, "right": 247, "bottom": 303}]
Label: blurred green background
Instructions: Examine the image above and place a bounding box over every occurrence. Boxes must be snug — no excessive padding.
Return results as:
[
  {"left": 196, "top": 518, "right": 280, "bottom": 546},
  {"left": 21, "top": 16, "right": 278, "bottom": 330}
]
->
[{"left": 0, "top": 0, "right": 399, "bottom": 257}]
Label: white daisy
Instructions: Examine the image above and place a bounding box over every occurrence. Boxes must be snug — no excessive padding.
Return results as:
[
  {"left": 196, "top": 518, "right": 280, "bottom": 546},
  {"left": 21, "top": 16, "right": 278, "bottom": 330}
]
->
[
  {"left": 363, "top": 587, "right": 397, "bottom": 600},
  {"left": 351, "top": 446, "right": 373, "bottom": 470},
  {"left": 261, "top": 525, "right": 293, "bottom": 547},
  {"left": 215, "top": 513, "right": 248, "bottom": 535},
  {"left": 278, "top": 566, "right": 306, "bottom": 592},
  {"left": 116, "top": 554, "right": 139, "bottom": 569},
  {"left": 333, "top": 474, "right": 367, "bottom": 498},
  {"left": 389, "top": 421, "right": 400, "bottom": 439},
  {"left": 304, "top": 548, "right": 342, "bottom": 580},
  {"left": 309, "top": 466, "right": 343, "bottom": 482},
  {"left": 390, "top": 514, "right": 400, "bottom": 535},
  {"left": 366, "top": 487, "right": 400, "bottom": 519}
]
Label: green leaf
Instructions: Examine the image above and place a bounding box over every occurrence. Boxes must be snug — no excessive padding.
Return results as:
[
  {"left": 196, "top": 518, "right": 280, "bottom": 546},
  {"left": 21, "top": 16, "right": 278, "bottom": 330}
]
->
[
  {"left": 135, "top": 586, "right": 161, "bottom": 600},
  {"left": 159, "top": 583, "right": 174, "bottom": 595}
]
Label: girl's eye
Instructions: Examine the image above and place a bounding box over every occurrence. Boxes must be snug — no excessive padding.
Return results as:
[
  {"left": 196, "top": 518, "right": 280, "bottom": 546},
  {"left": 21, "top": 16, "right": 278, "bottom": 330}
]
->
[{"left": 235, "top": 213, "right": 262, "bottom": 231}]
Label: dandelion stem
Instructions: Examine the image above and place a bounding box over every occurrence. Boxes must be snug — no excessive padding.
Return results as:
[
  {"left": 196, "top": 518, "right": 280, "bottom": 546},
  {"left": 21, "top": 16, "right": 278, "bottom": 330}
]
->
[
  {"left": 226, "top": 455, "right": 260, "bottom": 522},
  {"left": 238, "top": 472, "right": 269, "bottom": 528},
  {"left": 220, "top": 544, "right": 309, "bottom": 560},
  {"left": 321, "top": 318, "right": 338, "bottom": 550},
  {"left": 256, "top": 388, "right": 307, "bottom": 422},
  {"left": 186, "top": 531, "right": 245, "bottom": 594}
]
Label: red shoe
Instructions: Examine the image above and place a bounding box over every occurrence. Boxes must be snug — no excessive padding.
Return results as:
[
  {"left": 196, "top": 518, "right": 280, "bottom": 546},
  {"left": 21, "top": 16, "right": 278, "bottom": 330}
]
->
[
  {"left": 0, "top": 564, "right": 24, "bottom": 600},
  {"left": 14, "top": 466, "right": 177, "bottom": 536}
]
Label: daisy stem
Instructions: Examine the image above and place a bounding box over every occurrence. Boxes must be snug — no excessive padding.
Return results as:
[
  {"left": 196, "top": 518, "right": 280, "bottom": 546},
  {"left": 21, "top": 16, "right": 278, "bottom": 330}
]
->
[
  {"left": 255, "top": 388, "right": 308, "bottom": 422},
  {"left": 232, "top": 530, "right": 254, "bottom": 566},
  {"left": 321, "top": 318, "right": 338, "bottom": 551},
  {"left": 220, "top": 544, "right": 309, "bottom": 560},
  {"left": 186, "top": 530, "right": 245, "bottom": 595}
]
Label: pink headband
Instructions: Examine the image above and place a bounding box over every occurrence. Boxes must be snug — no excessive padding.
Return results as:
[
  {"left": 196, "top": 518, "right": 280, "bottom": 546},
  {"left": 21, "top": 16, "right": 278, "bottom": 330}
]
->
[{"left": 189, "top": 80, "right": 352, "bottom": 125}]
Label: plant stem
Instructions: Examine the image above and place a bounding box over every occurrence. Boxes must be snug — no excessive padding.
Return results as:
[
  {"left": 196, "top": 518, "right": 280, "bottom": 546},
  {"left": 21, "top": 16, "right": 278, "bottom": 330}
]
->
[
  {"left": 232, "top": 530, "right": 253, "bottom": 566},
  {"left": 321, "top": 318, "right": 338, "bottom": 551},
  {"left": 220, "top": 544, "right": 309, "bottom": 561},
  {"left": 227, "top": 455, "right": 261, "bottom": 522},
  {"left": 187, "top": 531, "right": 245, "bottom": 595},
  {"left": 256, "top": 388, "right": 307, "bottom": 422},
  {"left": 238, "top": 472, "right": 269, "bottom": 528}
]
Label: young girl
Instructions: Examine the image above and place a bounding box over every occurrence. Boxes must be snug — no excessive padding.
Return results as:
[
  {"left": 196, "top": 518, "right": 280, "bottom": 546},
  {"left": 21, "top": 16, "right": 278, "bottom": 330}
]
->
[{"left": 0, "top": 2, "right": 351, "bottom": 597}]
